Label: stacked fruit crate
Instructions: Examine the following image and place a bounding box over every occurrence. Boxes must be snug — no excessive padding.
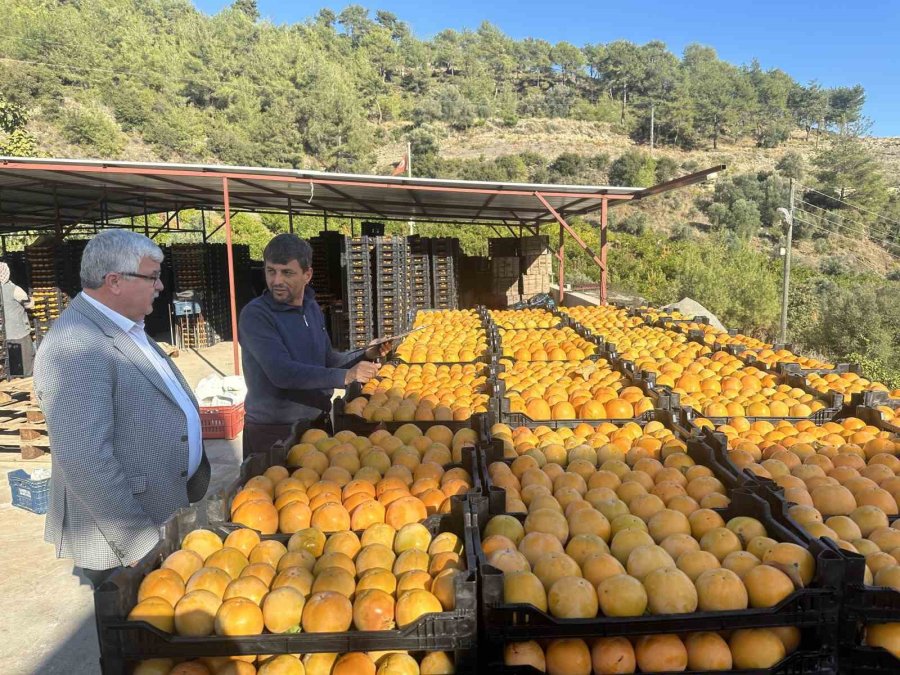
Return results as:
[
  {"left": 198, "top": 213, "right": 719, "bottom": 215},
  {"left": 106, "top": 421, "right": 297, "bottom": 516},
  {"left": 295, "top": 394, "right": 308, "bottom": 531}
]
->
[
  {"left": 519, "top": 234, "right": 551, "bottom": 300},
  {"left": 56, "top": 239, "right": 89, "bottom": 299},
  {"left": 430, "top": 237, "right": 459, "bottom": 309},
  {"left": 488, "top": 237, "right": 522, "bottom": 308},
  {"left": 170, "top": 244, "right": 214, "bottom": 349},
  {"left": 342, "top": 236, "right": 374, "bottom": 349},
  {"left": 458, "top": 254, "right": 492, "bottom": 308},
  {"left": 94, "top": 422, "right": 479, "bottom": 674},
  {"left": 490, "top": 256, "right": 521, "bottom": 308},
  {"left": 407, "top": 236, "right": 432, "bottom": 317},
  {"left": 311, "top": 231, "right": 345, "bottom": 343},
  {"left": 473, "top": 413, "right": 843, "bottom": 673},
  {"left": 203, "top": 243, "right": 252, "bottom": 342},
  {"left": 202, "top": 245, "right": 227, "bottom": 343},
  {"left": 373, "top": 236, "right": 409, "bottom": 339},
  {"left": 25, "top": 239, "right": 68, "bottom": 345}
]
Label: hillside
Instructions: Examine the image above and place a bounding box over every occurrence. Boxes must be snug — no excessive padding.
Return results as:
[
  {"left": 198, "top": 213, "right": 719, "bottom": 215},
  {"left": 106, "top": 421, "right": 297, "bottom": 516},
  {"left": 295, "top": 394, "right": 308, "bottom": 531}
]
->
[{"left": 0, "top": 0, "right": 897, "bottom": 384}]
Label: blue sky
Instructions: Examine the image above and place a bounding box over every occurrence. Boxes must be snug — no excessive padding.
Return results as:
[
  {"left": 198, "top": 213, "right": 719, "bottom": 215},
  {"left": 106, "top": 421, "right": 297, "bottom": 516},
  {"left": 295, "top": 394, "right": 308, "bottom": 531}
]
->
[{"left": 195, "top": 0, "right": 900, "bottom": 137}]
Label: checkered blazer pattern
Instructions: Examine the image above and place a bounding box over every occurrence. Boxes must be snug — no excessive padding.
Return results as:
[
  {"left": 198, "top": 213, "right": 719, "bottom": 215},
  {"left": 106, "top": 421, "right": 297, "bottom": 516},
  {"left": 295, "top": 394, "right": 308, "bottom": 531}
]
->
[{"left": 34, "top": 293, "right": 211, "bottom": 569}]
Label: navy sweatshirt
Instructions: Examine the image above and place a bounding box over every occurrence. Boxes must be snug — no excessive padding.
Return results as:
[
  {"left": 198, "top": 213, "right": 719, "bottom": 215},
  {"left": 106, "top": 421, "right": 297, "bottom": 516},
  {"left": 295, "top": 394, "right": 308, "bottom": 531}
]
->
[{"left": 239, "top": 286, "right": 366, "bottom": 425}]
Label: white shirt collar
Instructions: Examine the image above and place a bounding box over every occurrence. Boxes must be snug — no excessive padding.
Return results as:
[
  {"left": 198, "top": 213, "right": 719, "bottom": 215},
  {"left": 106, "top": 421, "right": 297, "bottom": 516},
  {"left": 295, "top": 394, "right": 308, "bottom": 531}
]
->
[{"left": 82, "top": 291, "right": 142, "bottom": 335}]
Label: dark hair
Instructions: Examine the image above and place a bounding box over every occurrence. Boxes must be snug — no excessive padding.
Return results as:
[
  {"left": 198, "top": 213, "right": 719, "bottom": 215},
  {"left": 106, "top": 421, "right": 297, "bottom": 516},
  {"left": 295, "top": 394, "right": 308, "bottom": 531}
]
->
[{"left": 263, "top": 233, "right": 312, "bottom": 269}]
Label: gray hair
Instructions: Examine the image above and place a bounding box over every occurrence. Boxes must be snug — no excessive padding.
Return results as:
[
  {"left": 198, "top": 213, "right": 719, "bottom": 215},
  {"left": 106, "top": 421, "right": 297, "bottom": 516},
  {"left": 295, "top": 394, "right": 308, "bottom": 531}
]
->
[{"left": 80, "top": 229, "right": 164, "bottom": 289}]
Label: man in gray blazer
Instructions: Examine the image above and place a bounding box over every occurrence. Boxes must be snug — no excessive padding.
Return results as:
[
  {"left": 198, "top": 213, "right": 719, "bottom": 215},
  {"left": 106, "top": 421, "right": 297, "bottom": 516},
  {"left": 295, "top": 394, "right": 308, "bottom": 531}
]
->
[{"left": 34, "top": 230, "right": 210, "bottom": 587}]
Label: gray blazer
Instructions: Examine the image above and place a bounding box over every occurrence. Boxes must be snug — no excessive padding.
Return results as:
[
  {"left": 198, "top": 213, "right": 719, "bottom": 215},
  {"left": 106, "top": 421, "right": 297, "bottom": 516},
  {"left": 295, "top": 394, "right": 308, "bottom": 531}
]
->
[{"left": 34, "top": 293, "right": 211, "bottom": 569}]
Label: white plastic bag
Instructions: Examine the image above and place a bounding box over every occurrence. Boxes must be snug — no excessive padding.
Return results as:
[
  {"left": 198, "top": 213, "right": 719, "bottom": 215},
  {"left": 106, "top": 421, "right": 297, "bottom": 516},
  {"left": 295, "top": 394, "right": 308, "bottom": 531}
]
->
[{"left": 195, "top": 374, "right": 246, "bottom": 406}]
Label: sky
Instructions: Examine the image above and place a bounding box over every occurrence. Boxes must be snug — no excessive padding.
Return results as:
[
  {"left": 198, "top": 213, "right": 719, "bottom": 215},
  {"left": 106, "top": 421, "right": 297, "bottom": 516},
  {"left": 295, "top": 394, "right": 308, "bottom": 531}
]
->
[{"left": 194, "top": 0, "right": 900, "bottom": 137}]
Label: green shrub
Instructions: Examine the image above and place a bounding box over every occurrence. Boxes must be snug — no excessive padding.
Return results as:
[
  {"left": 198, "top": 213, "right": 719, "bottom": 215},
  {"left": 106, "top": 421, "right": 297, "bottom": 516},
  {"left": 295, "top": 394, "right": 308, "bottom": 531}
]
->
[{"left": 61, "top": 103, "right": 125, "bottom": 157}]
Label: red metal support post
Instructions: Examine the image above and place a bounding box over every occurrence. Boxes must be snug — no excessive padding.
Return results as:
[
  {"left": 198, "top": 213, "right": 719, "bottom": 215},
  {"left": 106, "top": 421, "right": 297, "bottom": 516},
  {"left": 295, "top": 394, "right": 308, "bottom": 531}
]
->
[
  {"left": 535, "top": 192, "right": 606, "bottom": 301},
  {"left": 558, "top": 222, "right": 565, "bottom": 305},
  {"left": 600, "top": 197, "right": 608, "bottom": 305},
  {"left": 222, "top": 177, "right": 241, "bottom": 376}
]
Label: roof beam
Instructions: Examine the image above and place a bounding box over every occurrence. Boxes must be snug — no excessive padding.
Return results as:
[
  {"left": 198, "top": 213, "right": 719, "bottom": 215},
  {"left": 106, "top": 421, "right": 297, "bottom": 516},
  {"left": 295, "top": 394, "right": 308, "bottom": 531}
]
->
[
  {"left": 320, "top": 184, "right": 390, "bottom": 220},
  {"left": 632, "top": 165, "right": 726, "bottom": 201}
]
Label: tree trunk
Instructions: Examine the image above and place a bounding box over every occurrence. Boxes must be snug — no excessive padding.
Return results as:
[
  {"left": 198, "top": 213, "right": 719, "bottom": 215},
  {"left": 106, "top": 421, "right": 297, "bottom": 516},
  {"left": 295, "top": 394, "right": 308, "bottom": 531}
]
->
[
  {"left": 713, "top": 113, "right": 719, "bottom": 150},
  {"left": 620, "top": 82, "right": 627, "bottom": 124}
]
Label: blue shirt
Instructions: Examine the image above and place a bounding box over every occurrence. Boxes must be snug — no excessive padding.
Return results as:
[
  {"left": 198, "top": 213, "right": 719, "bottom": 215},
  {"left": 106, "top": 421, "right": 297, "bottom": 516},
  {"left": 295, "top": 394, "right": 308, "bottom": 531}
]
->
[{"left": 239, "top": 286, "right": 366, "bottom": 425}]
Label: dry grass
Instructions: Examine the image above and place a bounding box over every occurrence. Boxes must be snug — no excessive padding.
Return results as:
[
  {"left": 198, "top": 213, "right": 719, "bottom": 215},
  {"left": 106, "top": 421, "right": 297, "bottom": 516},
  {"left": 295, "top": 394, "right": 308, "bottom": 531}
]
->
[{"left": 376, "top": 119, "right": 899, "bottom": 187}]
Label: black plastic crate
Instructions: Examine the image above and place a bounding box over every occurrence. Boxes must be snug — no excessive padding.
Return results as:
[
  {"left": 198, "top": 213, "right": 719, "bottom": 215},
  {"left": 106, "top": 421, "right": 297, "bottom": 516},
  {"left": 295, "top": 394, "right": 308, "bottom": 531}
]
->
[
  {"left": 488, "top": 238, "right": 520, "bottom": 258},
  {"left": 696, "top": 405, "right": 900, "bottom": 504},
  {"left": 495, "top": 376, "right": 663, "bottom": 427},
  {"left": 850, "top": 390, "right": 900, "bottom": 411},
  {"left": 96, "top": 501, "right": 477, "bottom": 665},
  {"left": 478, "top": 408, "right": 702, "bottom": 500},
  {"left": 776, "top": 362, "right": 861, "bottom": 378},
  {"left": 681, "top": 400, "right": 843, "bottom": 428},
  {"left": 484, "top": 637, "right": 836, "bottom": 675},
  {"left": 469, "top": 489, "right": 843, "bottom": 642},
  {"left": 478, "top": 409, "right": 744, "bottom": 507},
  {"left": 838, "top": 646, "right": 900, "bottom": 674},
  {"left": 206, "top": 438, "right": 483, "bottom": 538},
  {"left": 333, "top": 396, "right": 496, "bottom": 440}
]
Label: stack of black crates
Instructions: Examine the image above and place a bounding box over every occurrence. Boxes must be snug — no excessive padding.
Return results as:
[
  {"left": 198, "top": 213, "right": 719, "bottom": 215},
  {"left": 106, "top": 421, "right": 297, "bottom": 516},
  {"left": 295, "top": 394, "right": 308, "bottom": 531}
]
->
[
  {"left": 202, "top": 243, "right": 253, "bottom": 342},
  {"left": 311, "top": 231, "right": 344, "bottom": 346},
  {"left": 373, "top": 236, "right": 409, "bottom": 340},
  {"left": 342, "top": 236, "right": 374, "bottom": 350},
  {"left": 169, "top": 243, "right": 253, "bottom": 348},
  {"left": 311, "top": 231, "right": 344, "bottom": 303},
  {"left": 170, "top": 244, "right": 214, "bottom": 349},
  {"left": 25, "top": 238, "right": 71, "bottom": 346},
  {"left": 430, "top": 237, "right": 460, "bottom": 309},
  {"left": 333, "top": 234, "right": 462, "bottom": 349},
  {"left": 408, "top": 236, "right": 432, "bottom": 318}
]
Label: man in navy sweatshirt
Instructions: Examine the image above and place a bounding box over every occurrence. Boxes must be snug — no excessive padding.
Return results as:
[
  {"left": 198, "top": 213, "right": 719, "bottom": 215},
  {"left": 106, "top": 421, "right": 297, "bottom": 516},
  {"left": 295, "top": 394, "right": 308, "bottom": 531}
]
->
[{"left": 238, "top": 234, "right": 388, "bottom": 457}]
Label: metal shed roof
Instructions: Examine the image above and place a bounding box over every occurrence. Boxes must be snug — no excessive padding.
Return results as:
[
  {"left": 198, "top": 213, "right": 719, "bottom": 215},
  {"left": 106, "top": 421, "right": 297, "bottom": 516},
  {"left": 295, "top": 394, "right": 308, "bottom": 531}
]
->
[
  {"left": 0, "top": 157, "right": 722, "bottom": 232},
  {"left": 0, "top": 157, "right": 635, "bottom": 230}
]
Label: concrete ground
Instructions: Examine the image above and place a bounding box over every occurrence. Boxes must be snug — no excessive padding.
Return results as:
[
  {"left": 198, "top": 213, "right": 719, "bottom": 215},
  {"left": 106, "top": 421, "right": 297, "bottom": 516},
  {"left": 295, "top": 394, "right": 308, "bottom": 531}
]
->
[{"left": 0, "top": 343, "right": 244, "bottom": 675}]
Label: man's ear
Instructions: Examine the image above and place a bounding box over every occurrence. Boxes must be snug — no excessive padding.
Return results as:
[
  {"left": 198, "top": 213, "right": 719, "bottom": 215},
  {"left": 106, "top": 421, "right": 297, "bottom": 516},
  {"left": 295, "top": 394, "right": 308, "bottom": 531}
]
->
[{"left": 104, "top": 273, "right": 122, "bottom": 295}]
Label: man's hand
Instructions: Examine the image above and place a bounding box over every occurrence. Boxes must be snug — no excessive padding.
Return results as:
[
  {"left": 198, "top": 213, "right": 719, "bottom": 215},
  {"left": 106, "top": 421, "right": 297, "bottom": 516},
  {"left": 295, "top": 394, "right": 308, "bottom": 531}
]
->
[
  {"left": 364, "top": 338, "right": 395, "bottom": 360},
  {"left": 345, "top": 361, "right": 380, "bottom": 385}
]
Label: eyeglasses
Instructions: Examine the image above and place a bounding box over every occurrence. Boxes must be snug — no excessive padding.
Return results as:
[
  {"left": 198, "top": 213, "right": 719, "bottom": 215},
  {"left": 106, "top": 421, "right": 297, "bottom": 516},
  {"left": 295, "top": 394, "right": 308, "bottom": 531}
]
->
[{"left": 118, "top": 272, "right": 162, "bottom": 283}]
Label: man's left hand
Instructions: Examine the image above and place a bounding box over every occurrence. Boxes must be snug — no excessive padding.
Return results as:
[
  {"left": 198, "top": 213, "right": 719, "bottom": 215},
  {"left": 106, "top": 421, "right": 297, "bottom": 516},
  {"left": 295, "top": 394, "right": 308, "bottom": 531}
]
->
[{"left": 365, "top": 338, "right": 394, "bottom": 360}]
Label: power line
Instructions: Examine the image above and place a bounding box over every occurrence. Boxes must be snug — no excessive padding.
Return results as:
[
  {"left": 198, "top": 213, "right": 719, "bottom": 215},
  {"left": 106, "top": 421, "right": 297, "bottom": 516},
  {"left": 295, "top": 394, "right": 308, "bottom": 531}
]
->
[
  {"left": 794, "top": 196, "right": 900, "bottom": 254},
  {"left": 798, "top": 182, "right": 900, "bottom": 230},
  {"left": 798, "top": 195, "right": 894, "bottom": 240},
  {"left": 795, "top": 200, "right": 900, "bottom": 256},
  {"left": 790, "top": 212, "right": 900, "bottom": 272},
  {"left": 794, "top": 212, "right": 900, "bottom": 264}
]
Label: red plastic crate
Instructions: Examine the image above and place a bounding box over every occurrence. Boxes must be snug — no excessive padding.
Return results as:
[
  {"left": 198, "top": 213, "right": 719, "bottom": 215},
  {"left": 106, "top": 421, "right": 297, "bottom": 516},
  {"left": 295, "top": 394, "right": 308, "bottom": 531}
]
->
[{"left": 200, "top": 402, "right": 244, "bottom": 440}]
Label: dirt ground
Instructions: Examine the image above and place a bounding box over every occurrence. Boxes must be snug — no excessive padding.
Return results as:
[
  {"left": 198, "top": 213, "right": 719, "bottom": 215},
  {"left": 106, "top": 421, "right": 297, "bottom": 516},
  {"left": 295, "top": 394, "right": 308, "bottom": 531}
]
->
[{"left": 0, "top": 342, "right": 245, "bottom": 675}]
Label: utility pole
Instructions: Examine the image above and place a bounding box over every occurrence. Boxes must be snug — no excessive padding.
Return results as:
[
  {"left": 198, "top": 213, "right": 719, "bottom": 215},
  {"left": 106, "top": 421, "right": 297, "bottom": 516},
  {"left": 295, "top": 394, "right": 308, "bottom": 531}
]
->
[{"left": 778, "top": 179, "right": 795, "bottom": 344}]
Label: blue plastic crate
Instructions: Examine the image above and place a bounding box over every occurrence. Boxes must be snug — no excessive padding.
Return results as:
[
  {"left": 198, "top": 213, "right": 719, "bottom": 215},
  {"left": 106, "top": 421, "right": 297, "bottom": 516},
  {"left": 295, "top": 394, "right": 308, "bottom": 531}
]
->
[{"left": 8, "top": 469, "right": 50, "bottom": 514}]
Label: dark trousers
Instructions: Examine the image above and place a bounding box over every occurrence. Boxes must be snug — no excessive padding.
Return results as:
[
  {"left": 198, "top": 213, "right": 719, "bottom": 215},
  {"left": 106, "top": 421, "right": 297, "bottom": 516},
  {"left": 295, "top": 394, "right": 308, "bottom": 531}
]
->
[
  {"left": 242, "top": 422, "right": 294, "bottom": 460},
  {"left": 75, "top": 566, "right": 115, "bottom": 589},
  {"left": 7, "top": 336, "right": 34, "bottom": 377},
  {"left": 242, "top": 414, "right": 333, "bottom": 460}
]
